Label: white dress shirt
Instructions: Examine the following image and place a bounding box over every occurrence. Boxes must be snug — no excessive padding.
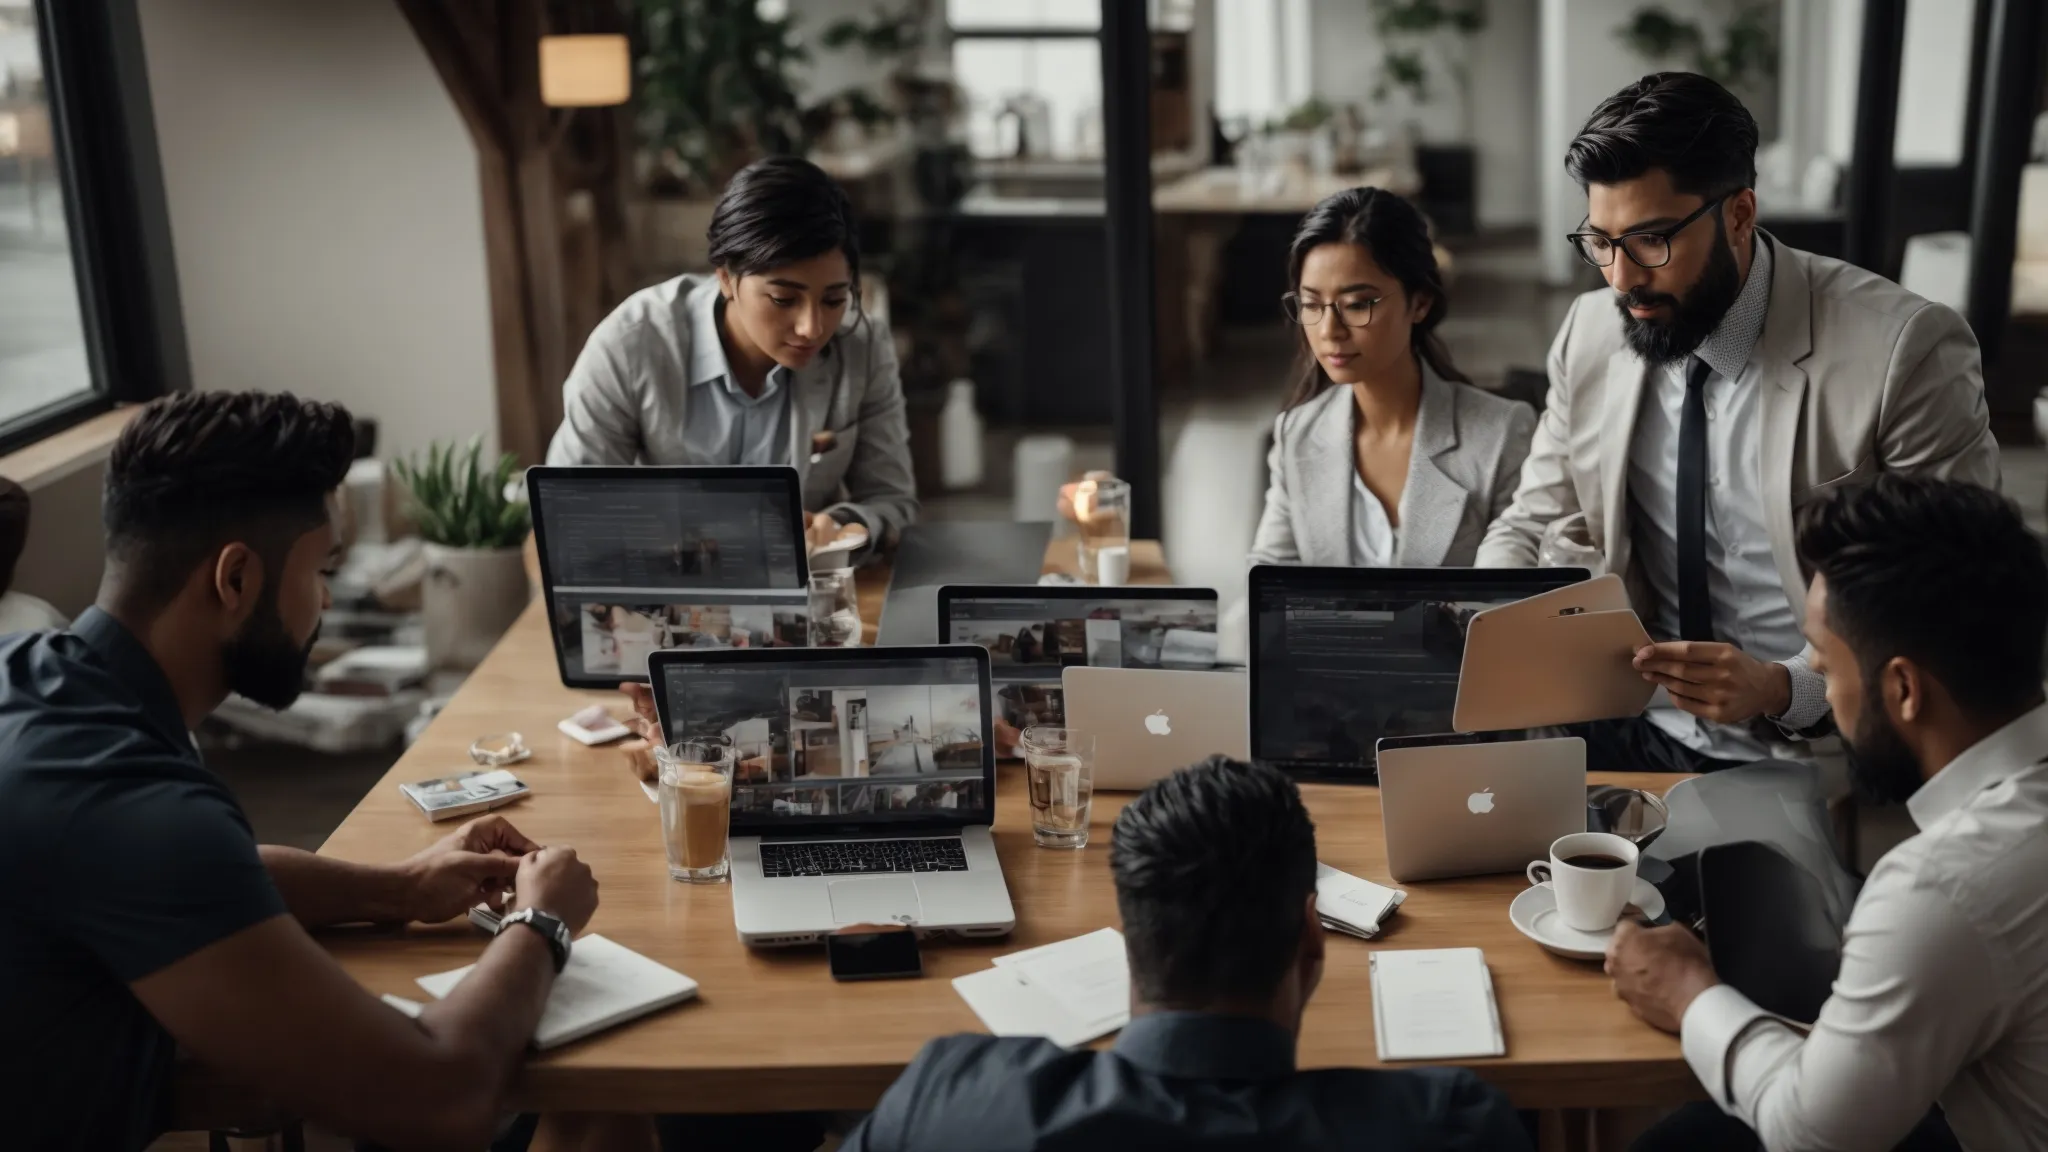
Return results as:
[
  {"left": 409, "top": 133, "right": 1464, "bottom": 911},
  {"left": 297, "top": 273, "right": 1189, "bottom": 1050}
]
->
[
  {"left": 1351, "top": 474, "right": 1397, "bottom": 566},
  {"left": 1682, "top": 700, "right": 2048, "bottom": 1150},
  {"left": 1625, "top": 240, "right": 1830, "bottom": 761}
]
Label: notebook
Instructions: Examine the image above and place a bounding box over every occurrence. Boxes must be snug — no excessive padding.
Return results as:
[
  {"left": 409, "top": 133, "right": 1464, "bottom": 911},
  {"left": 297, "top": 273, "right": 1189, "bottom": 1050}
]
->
[
  {"left": 1316, "top": 863, "right": 1406, "bottom": 940},
  {"left": 1368, "top": 947, "right": 1505, "bottom": 1061},
  {"left": 416, "top": 934, "right": 699, "bottom": 1049},
  {"left": 953, "top": 928, "right": 1130, "bottom": 1048}
]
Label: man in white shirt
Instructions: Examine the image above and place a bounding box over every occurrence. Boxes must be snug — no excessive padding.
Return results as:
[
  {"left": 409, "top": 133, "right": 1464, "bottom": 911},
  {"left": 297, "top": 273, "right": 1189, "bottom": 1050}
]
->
[
  {"left": 1479, "top": 73, "right": 1999, "bottom": 773},
  {"left": 1607, "top": 474, "right": 2048, "bottom": 1152}
]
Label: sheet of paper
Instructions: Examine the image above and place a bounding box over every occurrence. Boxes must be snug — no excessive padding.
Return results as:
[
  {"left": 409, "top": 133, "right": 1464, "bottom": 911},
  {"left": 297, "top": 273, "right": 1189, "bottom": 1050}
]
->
[
  {"left": 973, "top": 928, "right": 1132, "bottom": 1040},
  {"left": 418, "top": 934, "right": 698, "bottom": 1049},
  {"left": 952, "top": 966, "right": 1122, "bottom": 1049},
  {"left": 1316, "top": 863, "right": 1406, "bottom": 933},
  {"left": 1370, "top": 947, "right": 1504, "bottom": 1061}
]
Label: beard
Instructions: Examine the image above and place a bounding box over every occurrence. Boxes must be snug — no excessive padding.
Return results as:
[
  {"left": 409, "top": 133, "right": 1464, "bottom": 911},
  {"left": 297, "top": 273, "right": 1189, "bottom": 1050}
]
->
[
  {"left": 1843, "top": 678, "right": 1926, "bottom": 806},
  {"left": 1615, "top": 218, "right": 1743, "bottom": 366},
  {"left": 223, "top": 591, "right": 320, "bottom": 710}
]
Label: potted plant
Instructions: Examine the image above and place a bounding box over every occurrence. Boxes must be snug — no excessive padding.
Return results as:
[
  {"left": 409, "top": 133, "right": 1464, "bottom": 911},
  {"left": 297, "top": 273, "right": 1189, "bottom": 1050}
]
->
[{"left": 391, "top": 439, "right": 533, "bottom": 671}]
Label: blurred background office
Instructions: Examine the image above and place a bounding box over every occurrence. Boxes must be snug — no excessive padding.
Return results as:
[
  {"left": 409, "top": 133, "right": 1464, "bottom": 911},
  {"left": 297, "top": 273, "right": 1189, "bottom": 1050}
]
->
[{"left": 3, "top": 0, "right": 2045, "bottom": 923}]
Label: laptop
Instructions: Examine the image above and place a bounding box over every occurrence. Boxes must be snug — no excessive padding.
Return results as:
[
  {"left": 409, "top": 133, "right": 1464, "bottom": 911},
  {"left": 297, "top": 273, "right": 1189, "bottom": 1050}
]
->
[
  {"left": 1246, "top": 564, "right": 1588, "bottom": 783},
  {"left": 650, "top": 645, "right": 1014, "bottom": 947},
  {"left": 527, "top": 466, "right": 810, "bottom": 688},
  {"left": 1062, "top": 667, "right": 1249, "bottom": 790},
  {"left": 937, "top": 584, "right": 1225, "bottom": 738},
  {"left": 1376, "top": 733, "right": 1588, "bottom": 882}
]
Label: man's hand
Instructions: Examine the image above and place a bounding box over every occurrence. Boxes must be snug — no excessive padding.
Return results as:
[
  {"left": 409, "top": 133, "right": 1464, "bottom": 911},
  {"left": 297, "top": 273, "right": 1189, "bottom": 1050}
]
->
[
  {"left": 516, "top": 846, "right": 600, "bottom": 934},
  {"left": 399, "top": 815, "right": 537, "bottom": 924},
  {"left": 1606, "top": 920, "right": 1720, "bottom": 1034},
  {"left": 619, "top": 682, "right": 659, "bottom": 741},
  {"left": 1633, "top": 641, "right": 1791, "bottom": 724}
]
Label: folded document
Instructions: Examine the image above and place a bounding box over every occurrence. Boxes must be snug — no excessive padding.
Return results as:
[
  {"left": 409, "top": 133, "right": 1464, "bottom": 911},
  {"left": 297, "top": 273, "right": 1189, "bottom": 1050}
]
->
[
  {"left": 1318, "top": 862, "right": 1406, "bottom": 939},
  {"left": 953, "top": 927, "right": 1130, "bottom": 1048}
]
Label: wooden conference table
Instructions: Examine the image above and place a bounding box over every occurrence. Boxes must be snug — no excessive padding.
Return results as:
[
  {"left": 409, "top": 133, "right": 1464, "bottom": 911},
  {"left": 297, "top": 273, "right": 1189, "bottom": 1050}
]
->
[{"left": 176, "top": 537, "right": 1698, "bottom": 1127}]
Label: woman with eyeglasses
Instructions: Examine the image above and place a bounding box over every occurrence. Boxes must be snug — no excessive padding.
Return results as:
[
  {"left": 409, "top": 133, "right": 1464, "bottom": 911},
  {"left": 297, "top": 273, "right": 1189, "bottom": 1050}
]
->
[
  {"left": 1248, "top": 186, "right": 1535, "bottom": 568},
  {"left": 547, "top": 154, "right": 916, "bottom": 559}
]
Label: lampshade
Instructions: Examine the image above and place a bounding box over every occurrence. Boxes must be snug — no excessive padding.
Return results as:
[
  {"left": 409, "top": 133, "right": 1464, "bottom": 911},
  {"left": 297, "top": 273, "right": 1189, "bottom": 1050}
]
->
[{"left": 539, "top": 34, "right": 630, "bottom": 108}]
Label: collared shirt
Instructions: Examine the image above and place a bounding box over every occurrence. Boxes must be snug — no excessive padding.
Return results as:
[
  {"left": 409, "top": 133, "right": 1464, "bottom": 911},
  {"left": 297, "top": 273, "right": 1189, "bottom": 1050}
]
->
[
  {"left": 1625, "top": 239, "right": 1830, "bottom": 761},
  {"left": 1681, "top": 700, "right": 2048, "bottom": 1150},
  {"left": 681, "top": 287, "right": 795, "bottom": 467},
  {"left": 1351, "top": 473, "right": 1398, "bottom": 566},
  {"left": 0, "top": 609, "right": 286, "bottom": 1151},
  {"left": 843, "top": 1011, "right": 1528, "bottom": 1151}
]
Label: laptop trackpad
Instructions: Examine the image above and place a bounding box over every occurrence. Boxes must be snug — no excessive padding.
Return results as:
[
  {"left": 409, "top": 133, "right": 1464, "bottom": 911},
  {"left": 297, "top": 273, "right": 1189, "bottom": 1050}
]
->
[{"left": 828, "top": 877, "right": 922, "bottom": 926}]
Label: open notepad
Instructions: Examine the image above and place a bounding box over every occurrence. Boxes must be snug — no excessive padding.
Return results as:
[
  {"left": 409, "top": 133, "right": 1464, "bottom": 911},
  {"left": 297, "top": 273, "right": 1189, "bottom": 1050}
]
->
[
  {"left": 953, "top": 928, "right": 1131, "bottom": 1048},
  {"left": 415, "top": 934, "right": 699, "bottom": 1050},
  {"left": 1369, "top": 947, "right": 1505, "bottom": 1061}
]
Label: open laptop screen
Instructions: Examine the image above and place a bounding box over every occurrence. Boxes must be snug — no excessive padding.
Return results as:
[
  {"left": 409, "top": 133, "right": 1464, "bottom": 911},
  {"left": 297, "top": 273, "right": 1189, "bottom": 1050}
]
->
[
  {"left": 527, "top": 466, "right": 810, "bottom": 687},
  {"left": 1249, "top": 566, "right": 1586, "bottom": 781},
  {"left": 937, "top": 586, "right": 1220, "bottom": 732},
  {"left": 651, "top": 647, "right": 994, "bottom": 832}
]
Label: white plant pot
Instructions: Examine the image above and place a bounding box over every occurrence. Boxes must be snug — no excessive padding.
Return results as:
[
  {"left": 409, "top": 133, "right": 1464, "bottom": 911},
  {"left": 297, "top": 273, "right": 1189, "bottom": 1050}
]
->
[{"left": 423, "top": 543, "right": 530, "bottom": 671}]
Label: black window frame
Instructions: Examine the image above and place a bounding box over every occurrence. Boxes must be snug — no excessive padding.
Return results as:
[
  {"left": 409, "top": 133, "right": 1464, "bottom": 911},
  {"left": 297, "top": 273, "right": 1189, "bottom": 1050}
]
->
[{"left": 1, "top": 0, "right": 187, "bottom": 455}]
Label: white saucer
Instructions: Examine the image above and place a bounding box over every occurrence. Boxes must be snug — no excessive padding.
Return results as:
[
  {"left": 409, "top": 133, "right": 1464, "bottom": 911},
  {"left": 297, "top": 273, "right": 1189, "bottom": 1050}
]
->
[{"left": 1509, "top": 880, "right": 1667, "bottom": 961}]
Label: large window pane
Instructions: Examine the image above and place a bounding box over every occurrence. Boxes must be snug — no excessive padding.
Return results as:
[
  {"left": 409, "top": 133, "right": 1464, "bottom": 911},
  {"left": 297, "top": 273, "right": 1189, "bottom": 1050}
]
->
[
  {"left": 0, "top": 3, "right": 94, "bottom": 426},
  {"left": 947, "top": 0, "right": 1097, "bottom": 31},
  {"left": 954, "top": 37, "right": 1103, "bottom": 161}
]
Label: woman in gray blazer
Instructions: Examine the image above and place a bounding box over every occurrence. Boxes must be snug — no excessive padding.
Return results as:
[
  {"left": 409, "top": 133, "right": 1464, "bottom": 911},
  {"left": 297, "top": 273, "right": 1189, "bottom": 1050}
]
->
[
  {"left": 1249, "top": 187, "right": 1534, "bottom": 569},
  {"left": 547, "top": 155, "right": 917, "bottom": 557}
]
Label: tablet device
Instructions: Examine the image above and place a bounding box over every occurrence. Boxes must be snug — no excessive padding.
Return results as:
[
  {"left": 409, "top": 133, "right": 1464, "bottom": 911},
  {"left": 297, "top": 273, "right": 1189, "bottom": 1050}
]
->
[
  {"left": 1699, "top": 840, "right": 1842, "bottom": 1023},
  {"left": 1453, "top": 604, "right": 1655, "bottom": 732},
  {"left": 528, "top": 466, "right": 810, "bottom": 688}
]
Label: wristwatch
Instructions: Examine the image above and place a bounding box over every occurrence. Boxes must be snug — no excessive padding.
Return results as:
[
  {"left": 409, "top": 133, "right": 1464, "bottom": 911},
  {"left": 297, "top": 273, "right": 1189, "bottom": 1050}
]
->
[{"left": 497, "top": 907, "right": 572, "bottom": 973}]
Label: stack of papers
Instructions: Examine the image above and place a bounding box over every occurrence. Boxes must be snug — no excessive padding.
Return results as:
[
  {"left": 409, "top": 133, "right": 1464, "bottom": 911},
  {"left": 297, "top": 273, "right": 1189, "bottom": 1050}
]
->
[
  {"left": 1369, "top": 947, "right": 1505, "bottom": 1061},
  {"left": 1317, "top": 863, "right": 1406, "bottom": 939},
  {"left": 953, "top": 928, "right": 1131, "bottom": 1048},
  {"left": 415, "top": 934, "right": 699, "bottom": 1049}
]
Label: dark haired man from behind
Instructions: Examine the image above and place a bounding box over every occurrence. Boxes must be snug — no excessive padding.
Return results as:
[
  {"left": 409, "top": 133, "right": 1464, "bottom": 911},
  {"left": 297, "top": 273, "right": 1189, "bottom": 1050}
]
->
[
  {"left": 1480, "top": 73, "right": 1999, "bottom": 776},
  {"left": 842, "top": 756, "right": 1528, "bottom": 1152},
  {"left": 1609, "top": 475, "right": 2048, "bottom": 1151},
  {"left": 0, "top": 392, "right": 600, "bottom": 1151}
]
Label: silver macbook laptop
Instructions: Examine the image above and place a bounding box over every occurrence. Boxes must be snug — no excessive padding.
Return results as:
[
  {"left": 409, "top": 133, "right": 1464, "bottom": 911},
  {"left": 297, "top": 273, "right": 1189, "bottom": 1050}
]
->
[
  {"left": 1376, "top": 733, "right": 1587, "bottom": 882},
  {"left": 1063, "top": 667, "right": 1248, "bottom": 790},
  {"left": 651, "top": 645, "right": 1014, "bottom": 947}
]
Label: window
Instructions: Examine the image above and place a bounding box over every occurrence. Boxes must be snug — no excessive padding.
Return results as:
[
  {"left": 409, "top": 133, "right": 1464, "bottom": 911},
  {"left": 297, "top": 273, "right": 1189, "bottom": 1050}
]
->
[
  {"left": 0, "top": 3, "right": 94, "bottom": 430},
  {"left": 0, "top": 0, "right": 183, "bottom": 453}
]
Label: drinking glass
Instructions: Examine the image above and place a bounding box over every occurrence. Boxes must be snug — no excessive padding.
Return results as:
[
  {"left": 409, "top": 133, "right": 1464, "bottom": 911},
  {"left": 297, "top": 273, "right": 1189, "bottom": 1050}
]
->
[
  {"left": 1071, "top": 475, "right": 1132, "bottom": 586},
  {"left": 1021, "top": 726, "right": 1094, "bottom": 849},
  {"left": 1539, "top": 511, "right": 1606, "bottom": 576},
  {"left": 657, "top": 738, "right": 734, "bottom": 882},
  {"left": 808, "top": 569, "right": 863, "bottom": 647}
]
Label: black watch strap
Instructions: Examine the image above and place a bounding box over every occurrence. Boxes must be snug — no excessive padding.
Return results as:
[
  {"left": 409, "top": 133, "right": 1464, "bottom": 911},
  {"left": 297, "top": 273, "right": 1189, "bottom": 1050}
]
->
[{"left": 500, "top": 908, "right": 571, "bottom": 973}]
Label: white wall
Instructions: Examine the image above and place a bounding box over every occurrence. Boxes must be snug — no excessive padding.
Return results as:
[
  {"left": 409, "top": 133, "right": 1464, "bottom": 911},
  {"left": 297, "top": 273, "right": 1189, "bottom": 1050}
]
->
[
  {"left": 1539, "top": 0, "right": 1660, "bottom": 285},
  {"left": 136, "top": 0, "right": 496, "bottom": 465},
  {"left": 1894, "top": 0, "right": 1976, "bottom": 166}
]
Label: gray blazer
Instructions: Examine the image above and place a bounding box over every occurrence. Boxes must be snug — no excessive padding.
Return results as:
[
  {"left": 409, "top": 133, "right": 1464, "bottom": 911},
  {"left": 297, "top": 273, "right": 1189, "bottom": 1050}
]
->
[
  {"left": 545, "top": 275, "right": 919, "bottom": 543},
  {"left": 1249, "top": 366, "right": 1537, "bottom": 568}
]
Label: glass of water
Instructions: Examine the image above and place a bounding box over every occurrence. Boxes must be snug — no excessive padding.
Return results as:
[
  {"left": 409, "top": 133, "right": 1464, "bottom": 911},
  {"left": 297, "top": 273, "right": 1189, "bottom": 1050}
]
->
[
  {"left": 1539, "top": 511, "right": 1606, "bottom": 576},
  {"left": 1021, "top": 726, "right": 1094, "bottom": 849},
  {"left": 1072, "top": 475, "right": 1131, "bottom": 586},
  {"left": 808, "top": 569, "right": 863, "bottom": 647},
  {"left": 657, "top": 738, "right": 734, "bottom": 883}
]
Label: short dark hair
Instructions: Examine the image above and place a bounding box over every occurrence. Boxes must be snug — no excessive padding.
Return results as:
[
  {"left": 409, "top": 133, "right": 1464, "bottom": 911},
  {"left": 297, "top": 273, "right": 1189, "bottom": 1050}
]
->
[
  {"left": 706, "top": 154, "right": 860, "bottom": 288},
  {"left": 1110, "top": 756, "right": 1317, "bottom": 1006},
  {"left": 1566, "top": 72, "right": 1758, "bottom": 197},
  {"left": 103, "top": 391, "right": 355, "bottom": 609},
  {"left": 1796, "top": 474, "right": 2048, "bottom": 719}
]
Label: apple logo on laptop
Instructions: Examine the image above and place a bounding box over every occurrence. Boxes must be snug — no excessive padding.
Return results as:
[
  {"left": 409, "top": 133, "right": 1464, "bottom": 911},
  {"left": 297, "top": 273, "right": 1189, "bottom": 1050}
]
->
[
  {"left": 1144, "top": 710, "right": 1173, "bottom": 736},
  {"left": 1467, "top": 788, "right": 1495, "bottom": 815}
]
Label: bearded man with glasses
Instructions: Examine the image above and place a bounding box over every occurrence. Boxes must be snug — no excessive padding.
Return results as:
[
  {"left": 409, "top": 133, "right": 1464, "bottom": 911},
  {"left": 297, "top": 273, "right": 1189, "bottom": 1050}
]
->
[{"left": 1478, "top": 72, "right": 2000, "bottom": 778}]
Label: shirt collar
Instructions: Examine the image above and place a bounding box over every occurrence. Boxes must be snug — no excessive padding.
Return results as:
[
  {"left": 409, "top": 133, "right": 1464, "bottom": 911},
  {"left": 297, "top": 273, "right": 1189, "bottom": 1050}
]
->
[
  {"left": 1690, "top": 233, "right": 1774, "bottom": 382},
  {"left": 1907, "top": 700, "right": 2048, "bottom": 829},
  {"left": 685, "top": 283, "right": 788, "bottom": 397},
  {"left": 69, "top": 606, "right": 195, "bottom": 751},
  {"left": 1112, "top": 1011, "right": 1297, "bottom": 1081}
]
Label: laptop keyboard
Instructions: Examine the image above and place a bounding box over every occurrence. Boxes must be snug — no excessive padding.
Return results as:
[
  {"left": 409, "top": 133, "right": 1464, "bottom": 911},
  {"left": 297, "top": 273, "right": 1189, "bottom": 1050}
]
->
[{"left": 759, "top": 838, "right": 969, "bottom": 877}]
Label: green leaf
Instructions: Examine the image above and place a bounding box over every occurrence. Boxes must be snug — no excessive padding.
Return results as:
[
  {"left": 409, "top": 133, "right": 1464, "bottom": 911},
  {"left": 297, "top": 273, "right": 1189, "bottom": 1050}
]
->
[{"left": 392, "top": 436, "right": 530, "bottom": 549}]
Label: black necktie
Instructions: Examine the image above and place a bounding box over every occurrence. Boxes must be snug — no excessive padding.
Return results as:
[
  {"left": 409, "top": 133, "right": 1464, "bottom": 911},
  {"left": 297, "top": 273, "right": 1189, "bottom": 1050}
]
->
[{"left": 1676, "top": 356, "right": 1714, "bottom": 642}]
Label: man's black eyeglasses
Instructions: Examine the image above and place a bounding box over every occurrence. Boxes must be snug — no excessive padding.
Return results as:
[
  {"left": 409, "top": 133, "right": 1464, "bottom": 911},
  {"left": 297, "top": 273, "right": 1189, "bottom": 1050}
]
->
[{"left": 1566, "top": 194, "right": 1729, "bottom": 270}]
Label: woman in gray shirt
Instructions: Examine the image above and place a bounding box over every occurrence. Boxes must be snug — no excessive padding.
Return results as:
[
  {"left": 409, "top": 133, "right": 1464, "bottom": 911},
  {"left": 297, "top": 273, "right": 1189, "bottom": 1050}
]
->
[{"left": 546, "top": 155, "right": 918, "bottom": 555}]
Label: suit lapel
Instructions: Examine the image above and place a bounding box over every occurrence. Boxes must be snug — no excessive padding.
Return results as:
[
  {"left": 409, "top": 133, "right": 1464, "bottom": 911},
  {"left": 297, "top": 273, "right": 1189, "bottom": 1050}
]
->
[
  {"left": 1599, "top": 351, "right": 1648, "bottom": 577},
  {"left": 1396, "top": 369, "right": 1468, "bottom": 567},
  {"left": 1297, "top": 388, "right": 1354, "bottom": 565},
  {"left": 787, "top": 354, "right": 837, "bottom": 488},
  {"left": 1753, "top": 234, "right": 1815, "bottom": 619}
]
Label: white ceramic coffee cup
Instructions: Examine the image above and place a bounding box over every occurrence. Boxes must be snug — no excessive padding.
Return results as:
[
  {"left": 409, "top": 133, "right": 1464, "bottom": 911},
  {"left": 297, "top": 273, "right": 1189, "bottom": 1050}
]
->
[{"left": 1526, "top": 831, "right": 1640, "bottom": 932}]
